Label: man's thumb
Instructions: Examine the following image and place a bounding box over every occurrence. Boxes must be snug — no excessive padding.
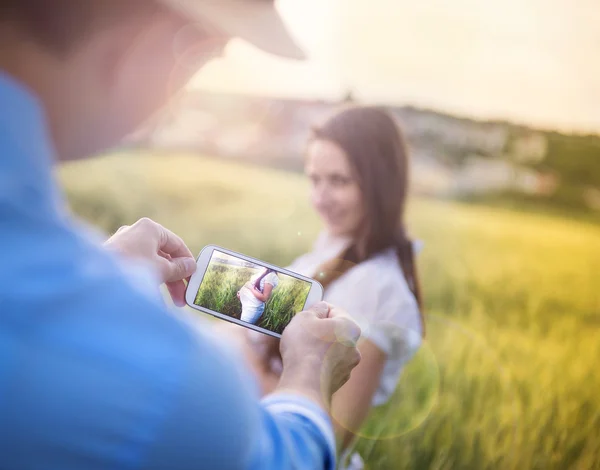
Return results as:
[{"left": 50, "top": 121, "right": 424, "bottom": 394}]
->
[
  {"left": 162, "top": 257, "right": 197, "bottom": 283},
  {"left": 307, "top": 301, "right": 330, "bottom": 319}
]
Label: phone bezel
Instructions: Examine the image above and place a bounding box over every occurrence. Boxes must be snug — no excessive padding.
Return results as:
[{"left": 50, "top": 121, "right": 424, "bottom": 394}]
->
[{"left": 185, "top": 245, "right": 324, "bottom": 338}]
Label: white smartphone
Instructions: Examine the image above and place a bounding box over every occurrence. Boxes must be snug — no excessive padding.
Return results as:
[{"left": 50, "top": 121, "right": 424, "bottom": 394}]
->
[{"left": 185, "top": 245, "right": 324, "bottom": 338}]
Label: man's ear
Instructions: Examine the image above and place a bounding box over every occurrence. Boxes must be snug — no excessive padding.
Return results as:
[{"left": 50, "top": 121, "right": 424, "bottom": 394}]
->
[
  {"left": 91, "top": 15, "right": 177, "bottom": 143},
  {"left": 107, "top": 13, "right": 187, "bottom": 119}
]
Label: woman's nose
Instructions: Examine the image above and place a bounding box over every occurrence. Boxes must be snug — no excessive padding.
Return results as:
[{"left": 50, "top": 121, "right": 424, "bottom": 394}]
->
[{"left": 312, "top": 184, "right": 332, "bottom": 207}]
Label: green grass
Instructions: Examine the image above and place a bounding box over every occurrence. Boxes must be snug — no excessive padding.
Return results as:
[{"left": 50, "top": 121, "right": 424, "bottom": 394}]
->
[
  {"left": 60, "top": 151, "right": 600, "bottom": 470},
  {"left": 193, "top": 261, "right": 310, "bottom": 334},
  {"left": 193, "top": 262, "right": 251, "bottom": 317}
]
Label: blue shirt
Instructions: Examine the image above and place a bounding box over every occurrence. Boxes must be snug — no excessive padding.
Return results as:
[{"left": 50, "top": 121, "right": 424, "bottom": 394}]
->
[{"left": 0, "top": 72, "right": 336, "bottom": 470}]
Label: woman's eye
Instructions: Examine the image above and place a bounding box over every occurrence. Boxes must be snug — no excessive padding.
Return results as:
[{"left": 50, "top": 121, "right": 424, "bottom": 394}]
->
[{"left": 331, "top": 175, "right": 351, "bottom": 187}]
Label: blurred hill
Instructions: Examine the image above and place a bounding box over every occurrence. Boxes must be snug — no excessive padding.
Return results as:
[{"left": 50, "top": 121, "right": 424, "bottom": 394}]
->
[{"left": 127, "top": 91, "right": 600, "bottom": 218}]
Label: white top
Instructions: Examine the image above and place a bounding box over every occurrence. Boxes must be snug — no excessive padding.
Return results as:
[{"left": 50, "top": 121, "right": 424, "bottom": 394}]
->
[
  {"left": 288, "top": 232, "right": 422, "bottom": 406},
  {"left": 240, "top": 271, "right": 280, "bottom": 308}
]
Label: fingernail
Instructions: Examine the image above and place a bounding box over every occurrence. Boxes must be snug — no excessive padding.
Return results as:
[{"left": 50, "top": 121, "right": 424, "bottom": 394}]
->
[{"left": 184, "top": 258, "right": 197, "bottom": 274}]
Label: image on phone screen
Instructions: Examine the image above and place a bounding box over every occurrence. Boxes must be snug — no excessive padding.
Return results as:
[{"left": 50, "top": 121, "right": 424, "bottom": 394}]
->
[{"left": 192, "top": 250, "right": 313, "bottom": 335}]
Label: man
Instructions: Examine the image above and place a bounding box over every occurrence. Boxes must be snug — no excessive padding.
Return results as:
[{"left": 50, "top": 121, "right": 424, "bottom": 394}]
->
[{"left": 0, "top": 1, "right": 362, "bottom": 469}]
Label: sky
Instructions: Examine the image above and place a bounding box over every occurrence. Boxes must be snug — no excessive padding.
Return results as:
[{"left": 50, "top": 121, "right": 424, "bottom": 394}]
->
[{"left": 190, "top": 0, "right": 600, "bottom": 133}]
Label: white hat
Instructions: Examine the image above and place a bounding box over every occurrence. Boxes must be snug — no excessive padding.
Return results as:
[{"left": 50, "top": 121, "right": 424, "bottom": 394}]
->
[{"left": 159, "top": 0, "right": 306, "bottom": 60}]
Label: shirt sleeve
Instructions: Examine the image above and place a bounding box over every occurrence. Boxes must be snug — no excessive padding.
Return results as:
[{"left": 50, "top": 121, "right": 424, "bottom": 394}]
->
[
  {"left": 363, "top": 300, "right": 422, "bottom": 361},
  {"left": 265, "top": 273, "right": 279, "bottom": 289},
  {"left": 140, "top": 323, "right": 337, "bottom": 470},
  {"left": 336, "top": 263, "right": 422, "bottom": 360},
  {"left": 118, "top": 282, "right": 335, "bottom": 470},
  {"left": 171, "top": 312, "right": 336, "bottom": 470},
  {"left": 255, "top": 394, "right": 336, "bottom": 470}
]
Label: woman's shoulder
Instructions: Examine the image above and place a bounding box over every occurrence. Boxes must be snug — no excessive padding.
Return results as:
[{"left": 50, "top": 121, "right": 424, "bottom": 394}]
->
[
  {"left": 328, "top": 248, "right": 422, "bottom": 354},
  {"left": 348, "top": 248, "right": 406, "bottom": 288},
  {"left": 339, "top": 249, "right": 418, "bottom": 315}
]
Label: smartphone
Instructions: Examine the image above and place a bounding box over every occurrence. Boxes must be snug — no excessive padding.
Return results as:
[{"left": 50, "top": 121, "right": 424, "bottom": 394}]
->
[{"left": 185, "top": 245, "right": 324, "bottom": 338}]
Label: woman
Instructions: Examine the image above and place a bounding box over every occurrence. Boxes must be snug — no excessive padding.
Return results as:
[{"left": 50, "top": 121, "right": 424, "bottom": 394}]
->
[
  {"left": 238, "top": 268, "right": 279, "bottom": 324},
  {"left": 249, "top": 106, "right": 425, "bottom": 466}
]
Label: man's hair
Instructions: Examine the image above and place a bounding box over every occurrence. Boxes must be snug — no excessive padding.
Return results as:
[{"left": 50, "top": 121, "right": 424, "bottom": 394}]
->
[{"left": 0, "top": 0, "right": 161, "bottom": 55}]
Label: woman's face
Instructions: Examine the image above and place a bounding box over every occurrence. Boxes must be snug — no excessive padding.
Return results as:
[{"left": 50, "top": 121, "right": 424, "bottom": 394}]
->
[{"left": 305, "top": 139, "right": 365, "bottom": 237}]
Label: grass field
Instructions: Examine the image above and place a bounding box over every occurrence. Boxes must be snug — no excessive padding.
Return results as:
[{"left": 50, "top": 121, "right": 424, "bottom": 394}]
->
[
  {"left": 193, "top": 261, "right": 310, "bottom": 334},
  {"left": 60, "top": 151, "right": 600, "bottom": 470}
]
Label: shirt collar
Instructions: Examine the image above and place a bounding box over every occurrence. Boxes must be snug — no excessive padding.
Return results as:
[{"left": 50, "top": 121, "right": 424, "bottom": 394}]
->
[
  {"left": 314, "top": 230, "right": 424, "bottom": 259},
  {"left": 0, "top": 71, "right": 44, "bottom": 113},
  {"left": 0, "top": 71, "right": 64, "bottom": 214}
]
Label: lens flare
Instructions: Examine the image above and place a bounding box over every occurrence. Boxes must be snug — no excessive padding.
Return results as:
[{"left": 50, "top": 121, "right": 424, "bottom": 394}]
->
[{"left": 324, "top": 314, "right": 520, "bottom": 445}]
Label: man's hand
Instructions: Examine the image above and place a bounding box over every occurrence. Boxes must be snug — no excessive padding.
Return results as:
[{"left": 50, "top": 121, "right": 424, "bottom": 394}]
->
[
  {"left": 276, "top": 302, "right": 362, "bottom": 411},
  {"left": 104, "top": 218, "right": 196, "bottom": 306}
]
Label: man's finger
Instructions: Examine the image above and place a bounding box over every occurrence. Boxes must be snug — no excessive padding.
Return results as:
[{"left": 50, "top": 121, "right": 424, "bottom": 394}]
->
[
  {"left": 331, "top": 316, "right": 362, "bottom": 346},
  {"left": 160, "top": 256, "right": 197, "bottom": 283},
  {"left": 260, "top": 335, "right": 281, "bottom": 359},
  {"left": 158, "top": 226, "right": 194, "bottom": 260},
  {"left": 306, "top": 301, "right": 330, "bottom": 319},
  {"left": 326, "top": 305, "right": 351, "bottom": 320},
  {"left": 167, "top": 280, "right": 187, "bottom": 307}
]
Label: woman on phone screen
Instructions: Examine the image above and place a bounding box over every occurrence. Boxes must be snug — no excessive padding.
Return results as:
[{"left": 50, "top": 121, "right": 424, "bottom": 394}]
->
[{"left": 238, "top": 268, "right": 279, "bottom": 324}]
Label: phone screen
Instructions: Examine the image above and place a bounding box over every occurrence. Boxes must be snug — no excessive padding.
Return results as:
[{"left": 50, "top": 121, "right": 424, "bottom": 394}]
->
[{"left": 192, "top": 250, "right": 313, "bottom": 335}]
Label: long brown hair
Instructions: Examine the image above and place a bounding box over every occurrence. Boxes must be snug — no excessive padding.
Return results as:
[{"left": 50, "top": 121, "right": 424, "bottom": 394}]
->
[
  {"left": 254, "top": 268, "right": 276, "bottom": 292},
  {"left": 310, "top": 106, "right": 425, "bottom": 336}
]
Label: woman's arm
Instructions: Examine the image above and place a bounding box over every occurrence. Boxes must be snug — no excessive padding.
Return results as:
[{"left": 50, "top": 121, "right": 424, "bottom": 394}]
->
[
  {"left": 226, "top": 324, "right": 387, "bottom": 451},
  {"left": 330, "top": 339, "right": 387, "bottom": 452},
  {"left": 251, "top": 283, "right": 274, "bottom": 303}
]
